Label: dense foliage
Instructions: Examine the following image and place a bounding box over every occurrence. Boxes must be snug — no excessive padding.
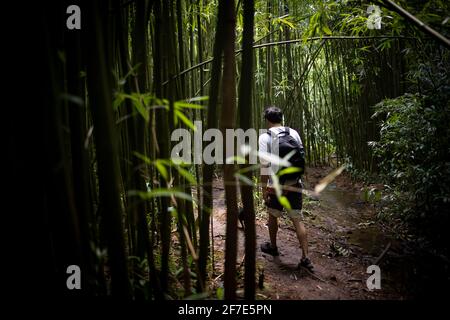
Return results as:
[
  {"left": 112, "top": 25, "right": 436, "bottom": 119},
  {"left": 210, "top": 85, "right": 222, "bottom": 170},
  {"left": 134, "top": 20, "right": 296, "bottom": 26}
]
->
[
  {"left": 364, "top": 0, "right": 450, "bottom": 251},
  {"left": 371, "top": 90, "right": 450, "bottom": 247}
]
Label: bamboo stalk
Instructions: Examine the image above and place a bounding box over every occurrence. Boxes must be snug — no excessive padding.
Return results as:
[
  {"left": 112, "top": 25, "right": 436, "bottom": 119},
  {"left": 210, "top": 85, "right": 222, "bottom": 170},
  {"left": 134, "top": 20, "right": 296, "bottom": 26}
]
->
[
  {"left": 162, "top": 36, "right": 414, "bottom": 86},
  {"left": 239, "top": 0, "right": 256, "bottom": 301},
  {"left": 221, "top": 0, "right": 239, "bottom": 300}
]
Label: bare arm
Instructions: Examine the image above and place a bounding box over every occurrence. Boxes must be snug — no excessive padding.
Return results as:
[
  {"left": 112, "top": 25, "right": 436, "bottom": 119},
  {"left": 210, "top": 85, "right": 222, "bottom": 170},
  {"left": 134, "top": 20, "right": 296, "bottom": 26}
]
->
[{"left": 259, "top": 133, "right": 270, "bottom": 198}]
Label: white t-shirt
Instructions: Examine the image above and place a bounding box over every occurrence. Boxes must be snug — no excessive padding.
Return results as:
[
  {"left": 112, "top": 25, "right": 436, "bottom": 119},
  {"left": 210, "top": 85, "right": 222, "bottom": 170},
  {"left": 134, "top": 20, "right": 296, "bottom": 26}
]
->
[{"left": 258, "top": 126, "right": 303, "bottom": 183}]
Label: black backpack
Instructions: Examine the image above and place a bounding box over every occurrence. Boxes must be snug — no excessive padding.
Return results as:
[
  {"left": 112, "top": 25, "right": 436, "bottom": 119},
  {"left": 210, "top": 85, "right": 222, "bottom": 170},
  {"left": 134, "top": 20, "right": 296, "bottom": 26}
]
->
[{"left": 267, "top": 127, "right": 305, "bottom": 184}]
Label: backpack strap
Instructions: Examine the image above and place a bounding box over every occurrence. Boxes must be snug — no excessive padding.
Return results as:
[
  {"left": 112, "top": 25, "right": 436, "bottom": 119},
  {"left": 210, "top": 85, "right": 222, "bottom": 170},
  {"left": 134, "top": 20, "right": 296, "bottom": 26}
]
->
[
  {"left": 267, "top": 127, "right": 290, "bottom": 136},
  {"left": 281, "top": 127, "right": 290, "bottom": 135}
]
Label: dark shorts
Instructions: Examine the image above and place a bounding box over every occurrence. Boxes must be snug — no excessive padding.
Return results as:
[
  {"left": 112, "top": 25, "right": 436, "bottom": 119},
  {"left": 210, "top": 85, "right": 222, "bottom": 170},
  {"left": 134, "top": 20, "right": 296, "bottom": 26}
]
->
[{"left": 265, "top": 185, "right": 303, "bottom": 211}]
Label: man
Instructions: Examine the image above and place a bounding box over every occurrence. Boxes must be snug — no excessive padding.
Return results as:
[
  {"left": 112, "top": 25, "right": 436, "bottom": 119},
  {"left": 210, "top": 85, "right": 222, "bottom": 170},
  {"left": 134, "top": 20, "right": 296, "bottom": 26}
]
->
[{"left": 258, "top": 106, "right": 314, "bottom": 271}]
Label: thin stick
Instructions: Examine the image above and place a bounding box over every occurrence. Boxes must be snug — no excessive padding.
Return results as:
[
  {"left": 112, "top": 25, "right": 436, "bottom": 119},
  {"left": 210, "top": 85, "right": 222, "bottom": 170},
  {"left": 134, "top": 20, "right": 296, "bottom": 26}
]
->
[
  {"left": 299, "top": 265, "right": 327, "bottom": 283},
  {"left": 373, "top": 242, "right": 391, "bottom": 266}
]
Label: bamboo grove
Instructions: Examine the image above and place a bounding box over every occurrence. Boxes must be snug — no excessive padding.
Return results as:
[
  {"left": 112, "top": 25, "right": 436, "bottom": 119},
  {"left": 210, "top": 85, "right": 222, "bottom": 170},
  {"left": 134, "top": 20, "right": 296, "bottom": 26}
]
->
[{"left": 41, "top": 0, "right": 450, "bottom": 299}]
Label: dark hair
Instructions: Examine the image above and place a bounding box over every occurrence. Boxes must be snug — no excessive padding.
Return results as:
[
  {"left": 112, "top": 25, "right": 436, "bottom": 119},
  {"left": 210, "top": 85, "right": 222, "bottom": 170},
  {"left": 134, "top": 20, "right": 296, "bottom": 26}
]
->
[{"left": 263, "top": 106, "right": 283, "bottom": 123}]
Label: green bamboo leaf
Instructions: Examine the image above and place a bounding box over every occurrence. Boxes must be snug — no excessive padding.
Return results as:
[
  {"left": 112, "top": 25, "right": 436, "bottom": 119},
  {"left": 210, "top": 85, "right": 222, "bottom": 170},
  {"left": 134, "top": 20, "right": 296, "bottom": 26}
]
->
[
  {"left": 175, "top": 109, "right": 197, "bottom": 131},
  {"left": 143, "top": 94, "right": 154, "bottom": 105},
  {"left": 278, "top": 196, "right": 292, "bottom": 210},
  {"left": 154, "top": 97, "right": 169, "bottom": 105},
  {"left": 236, "top": 164, "right": 261, "bottom": 174},
  {"left": 270, "top": 172, "right": 282, "bottom": 198},
  {"left": 170, "top": 158, "right": 189, "bottom": 166},
  {"left": 173, "top": 165, "right": 197, "bottom": 185},
  {"left": 310, "top": 12, "right": 320, "bottom": 26},
  {"left": 113, "top": 93, "right": 125, "bottom": 111},
  {"left": 123, "top": 63, "right": 142, "bottom": 80},
  {"left": 256, "top": 150, "right": 291, "bottom": 167},
  {"left": 134, "top": 99, "right": 149, "bottom": 122},
  {"left": 225, "top": 155, "right": 246, "bottom": 164},
  {"left": 121, "top": 93, "right": 138, "bottom": 101},
  {"left": 133, "top": 151, "right": 152, "bottom": 164},
  {"left": 187, "top": 96, "right": 209, "bottom": 103},
  {"left": 121, "top": 93, "right": 149, "bottom": 121},
  {"left": 235, "top": 173, "right": 254, "bottom": 186},
  {"left": 158, "top": 159, "right": 172, "bottom": 166},
  {"left": 155, "top": 160, "right": 169, "bottom": 180},
  {"left": 174, "top": 101, "right": 206, "bottom": 110},
  {"left": 277, "top": 167, "right": 302, "bottom": 177},
  {"left": 322, "top": 24, "right": 332, "bottom": 35},
  {"left": 129, "top": 189, "right": 194, "bottom": 202},
  {"left": 216, "top": 287, "right": 224, "bottom": 300},
  {"left": 279, "top": 17, "right": 295, "bottom": 29}
]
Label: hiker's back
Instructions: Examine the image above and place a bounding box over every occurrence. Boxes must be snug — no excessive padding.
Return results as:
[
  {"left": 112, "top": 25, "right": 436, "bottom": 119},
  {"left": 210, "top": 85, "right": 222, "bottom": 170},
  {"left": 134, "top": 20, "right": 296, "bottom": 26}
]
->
[{"left": 258, "top": 126, "right": 305, "bottom": 184}]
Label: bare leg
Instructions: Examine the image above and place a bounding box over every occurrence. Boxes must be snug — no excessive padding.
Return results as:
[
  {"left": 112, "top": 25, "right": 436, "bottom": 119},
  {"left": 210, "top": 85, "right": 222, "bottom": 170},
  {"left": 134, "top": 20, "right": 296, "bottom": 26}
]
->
[
  {"left": 290, "top": 217, "right": 308, "bottom": 259},
  {"left": 268, "top": 213, "right": 278, "bottom": 248}
]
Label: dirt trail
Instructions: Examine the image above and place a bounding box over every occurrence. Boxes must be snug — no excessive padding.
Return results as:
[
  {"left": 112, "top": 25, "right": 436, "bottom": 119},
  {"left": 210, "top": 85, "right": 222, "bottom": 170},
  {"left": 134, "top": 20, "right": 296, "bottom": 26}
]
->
[{"left": 210, "top": 167, "right": 410, "bottom": 300}]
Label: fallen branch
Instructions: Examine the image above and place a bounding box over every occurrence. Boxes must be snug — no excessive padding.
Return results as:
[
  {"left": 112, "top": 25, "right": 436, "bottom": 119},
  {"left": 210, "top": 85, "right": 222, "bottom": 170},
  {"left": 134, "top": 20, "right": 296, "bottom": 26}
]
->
[
  {"left": 238, "top": 254, "right": 246, "bottom": 270},
  {"left": 378, "top": 0, "right": 450, "bottom": 49},
  {"left": 373, "top": 242, "right": 392, "bottom": 265},
  {"left": 298, "top": 265, "right": 327, "bottom": 283},
  {"left": 213, "top": 273, "right": 224, "bottom": 283}
]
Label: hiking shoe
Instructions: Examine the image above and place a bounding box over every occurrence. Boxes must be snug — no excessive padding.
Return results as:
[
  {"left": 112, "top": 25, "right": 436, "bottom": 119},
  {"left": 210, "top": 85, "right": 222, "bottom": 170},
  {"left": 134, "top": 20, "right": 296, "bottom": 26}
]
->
[
  {"left": 298, "top": 257, "right": 314, "bottom": 272},
  {"left": 261, "top": 242, "right": 279, "bottom": 256}
]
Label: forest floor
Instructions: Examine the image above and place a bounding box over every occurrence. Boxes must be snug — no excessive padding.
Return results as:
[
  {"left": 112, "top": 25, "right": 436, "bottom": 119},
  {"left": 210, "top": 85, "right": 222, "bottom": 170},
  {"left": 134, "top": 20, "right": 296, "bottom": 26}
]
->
[{"left": 209, "top": 167, "right": 413, "bottom": 300}]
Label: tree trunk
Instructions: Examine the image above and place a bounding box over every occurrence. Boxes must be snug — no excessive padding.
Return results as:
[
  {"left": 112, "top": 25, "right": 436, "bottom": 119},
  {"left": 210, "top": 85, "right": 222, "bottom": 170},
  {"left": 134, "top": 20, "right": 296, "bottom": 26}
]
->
[
  {"left": 238, "top": 0, "right": 256, "bottom": 300},
  {"left": 198, "top": 0, "right": 226, "bottom": 292},
  {"left": 221, "top": 0, "right": 239, "bottom": 300},
  {"left": 86, "top": 0, "right": 130, "bottom": 297}
]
